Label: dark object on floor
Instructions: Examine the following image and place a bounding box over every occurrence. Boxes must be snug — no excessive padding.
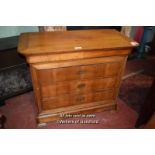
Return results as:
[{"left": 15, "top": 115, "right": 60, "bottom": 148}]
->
[
  {"left": 149, "top": 28, "right": 155, "bottom": 54},
  {"left": 0, "top": 64, "right": 32, "bottom": 101},
  {"left": 0, "top": 48, "right": 26, "bottom": 69},
  {"left": 0, "top": 37, "right": 32, "bottom": 102},
  {"left": 135, "top": 77, "right": 155, "bottom": 128},
  {"left": 0, "top": 114, "right": 6, "bottom": 129},
  {"left": 119, "top": 73, "right": 154, "bottom": 113}
]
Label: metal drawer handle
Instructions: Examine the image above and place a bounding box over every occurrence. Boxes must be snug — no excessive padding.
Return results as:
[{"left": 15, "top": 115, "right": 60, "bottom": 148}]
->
[
  {"left": 77, "top": 83, "right": 86, "bottom": 89},
  {"left": 78, "top": 70, "right": 87, "bottom": 75},
  {"left": 76, "top": 96, "right": 85, "bottom": 102}
]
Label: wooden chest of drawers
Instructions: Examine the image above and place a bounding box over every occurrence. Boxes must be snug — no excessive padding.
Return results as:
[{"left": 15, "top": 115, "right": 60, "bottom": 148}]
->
[{"left": 18, "top": 29, "right": 138, "bottom": 125}]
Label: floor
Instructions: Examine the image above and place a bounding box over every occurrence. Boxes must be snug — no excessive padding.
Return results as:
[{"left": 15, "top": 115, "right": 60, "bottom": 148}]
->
[
  {"left": 0, "top": 56, "right": 154, "bottom": 129},
  {"left": 120, "top": 73, "right": 154, "bottom": 113}
]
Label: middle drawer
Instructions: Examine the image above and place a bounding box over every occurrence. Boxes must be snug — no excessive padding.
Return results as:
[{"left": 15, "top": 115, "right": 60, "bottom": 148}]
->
[{"left": 40, "top": 77, "right": 117, "bottom": 99}]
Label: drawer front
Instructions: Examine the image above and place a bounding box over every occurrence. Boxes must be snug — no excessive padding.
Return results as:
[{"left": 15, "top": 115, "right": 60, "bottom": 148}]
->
[
  {"left": 38, "top": 62, "right": 122, "bottom": 84},
  {"left": 40, "top": 77, "right": 117, "bottom": 99},
  {"left": 42, "top": 90, "right": 115, "bottom": 110},
  {"left": 80, "top": 63, "right": 121, "bottom": 79},
  {"left": 38, "top": 66, "right": 80, "bottom": 84}
]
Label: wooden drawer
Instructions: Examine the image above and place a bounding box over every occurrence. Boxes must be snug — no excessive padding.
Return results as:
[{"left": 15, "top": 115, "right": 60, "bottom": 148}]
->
[
  {"left": 38, "top": 62, "right": 122, "bottom": 84},
  {"left": 42, "top": 90, "right": 115, "bottom": 110},
  {"left": 40, "top": 77, "right": 117, "bottom": 99},
  {"left": 80, "top": 63, "right": 121, "bottom": 79}
]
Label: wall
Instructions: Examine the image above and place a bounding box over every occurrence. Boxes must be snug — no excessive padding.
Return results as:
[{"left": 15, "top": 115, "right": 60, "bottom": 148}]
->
[{"left": 0, "top": 26, "right": 39, "bottom": 38}]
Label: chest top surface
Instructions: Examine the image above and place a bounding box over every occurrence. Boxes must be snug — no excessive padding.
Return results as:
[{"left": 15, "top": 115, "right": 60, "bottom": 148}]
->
[{"left": 18, "top": 29, "right": 137, "bottom": 56}]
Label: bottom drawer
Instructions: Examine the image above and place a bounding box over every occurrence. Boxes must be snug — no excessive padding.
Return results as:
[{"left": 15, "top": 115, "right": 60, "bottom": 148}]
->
[{"left": 41, "top": 90, "right": 115, "bottom": 111}]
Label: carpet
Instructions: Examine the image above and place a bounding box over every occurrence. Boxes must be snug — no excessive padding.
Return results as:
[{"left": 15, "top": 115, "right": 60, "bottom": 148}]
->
[
  {"left": 0, "top": 91, "right": 137, "bottom": 129},
  {"left": 119, "top": 73, "right": 154, "bottom": 113}
]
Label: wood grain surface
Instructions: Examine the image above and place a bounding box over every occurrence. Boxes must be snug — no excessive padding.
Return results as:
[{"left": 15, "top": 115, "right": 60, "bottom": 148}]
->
[
  {"left": 18, "top": 29, "right": 137, "bottom": 55},
  {"left": 18, "top": 29, "right": 137, "bottom": 125}
]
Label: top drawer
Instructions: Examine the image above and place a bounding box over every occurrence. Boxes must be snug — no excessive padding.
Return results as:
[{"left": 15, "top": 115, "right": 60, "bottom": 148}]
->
[{"left": 38, "top": 62, "right": 122, "bottom": 84}]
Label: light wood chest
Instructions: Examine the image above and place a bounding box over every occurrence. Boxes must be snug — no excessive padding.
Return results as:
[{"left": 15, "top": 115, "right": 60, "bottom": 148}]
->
[{"left": 18, "top": 29, "right": 137, "bottom": 125}]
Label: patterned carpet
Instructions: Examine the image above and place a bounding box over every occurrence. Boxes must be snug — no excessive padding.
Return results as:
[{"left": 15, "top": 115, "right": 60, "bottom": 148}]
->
[
  {"left": 119, "top": 55, "right": 155, "bottom": 113},
  {"left": 119, "top": 73, "right": 154, "bottom": 113}
]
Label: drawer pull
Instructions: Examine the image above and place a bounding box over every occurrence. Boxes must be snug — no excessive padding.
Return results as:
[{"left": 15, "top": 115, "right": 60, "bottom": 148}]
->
[
  {"left": 78, "top": 70, "right": 87, "bottom": 75},
  {"left": 76, "top": 96, "right": 85, "bottom": 102},
  {"left": 77, "top": 83, "right": 86, "bottom": 89}
]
